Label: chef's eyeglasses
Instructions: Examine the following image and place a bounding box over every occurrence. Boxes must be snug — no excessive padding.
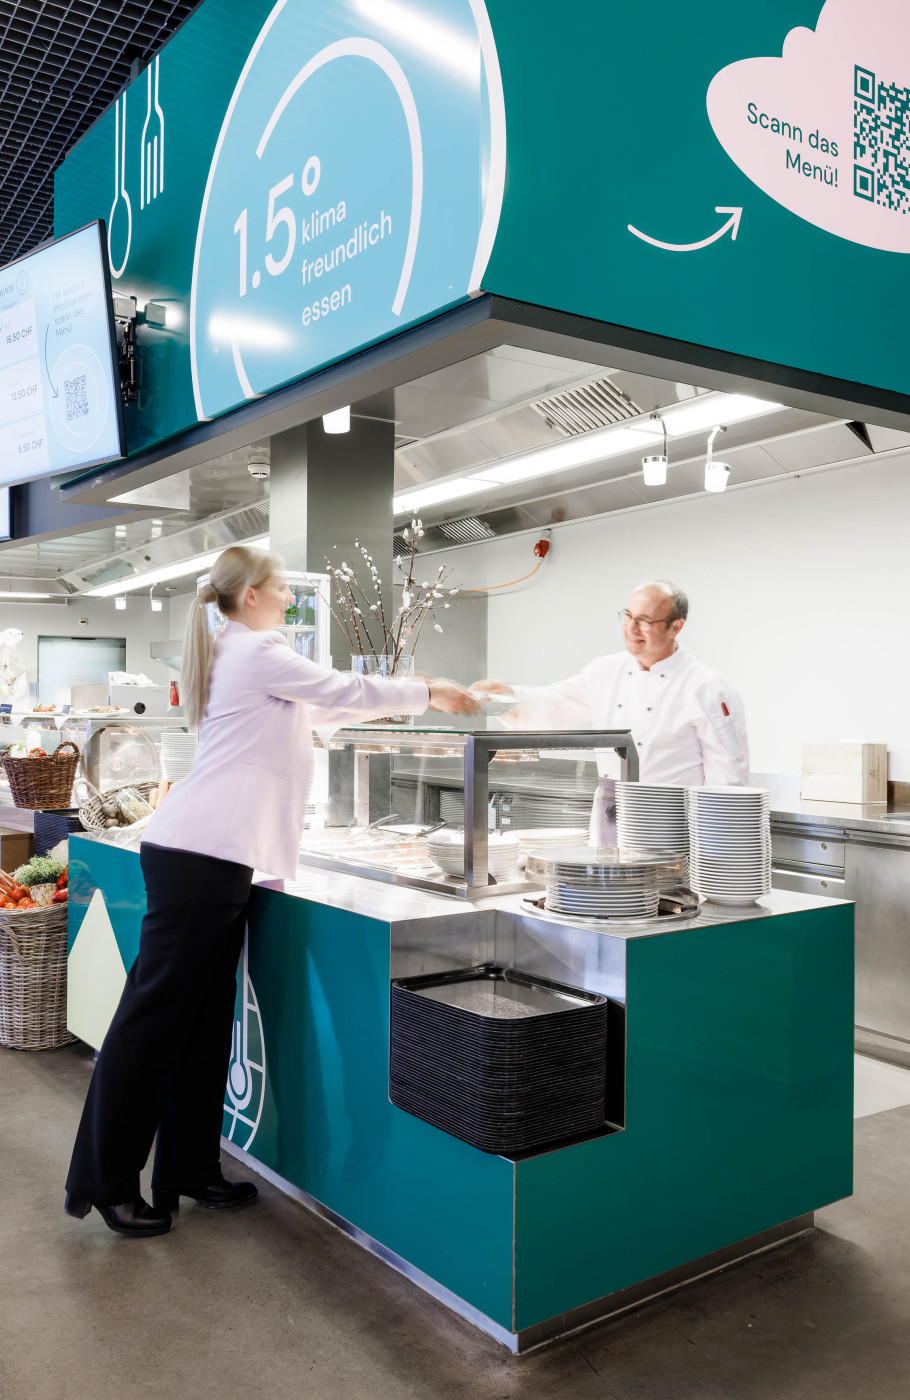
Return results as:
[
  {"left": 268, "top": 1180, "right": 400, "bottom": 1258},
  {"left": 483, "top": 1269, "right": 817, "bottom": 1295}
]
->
[{"left": 617, "top": 610, "right": 677, "bottom": 630}]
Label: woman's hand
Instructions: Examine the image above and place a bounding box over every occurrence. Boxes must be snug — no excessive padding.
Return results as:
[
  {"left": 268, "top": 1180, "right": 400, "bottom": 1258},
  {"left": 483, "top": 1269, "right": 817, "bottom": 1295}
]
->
[
  {"left": 427, "top": 679, "right": 480, "bottom": 715},
  {"left": 470, "top": 679, "right": 515, "bottom": 700}
]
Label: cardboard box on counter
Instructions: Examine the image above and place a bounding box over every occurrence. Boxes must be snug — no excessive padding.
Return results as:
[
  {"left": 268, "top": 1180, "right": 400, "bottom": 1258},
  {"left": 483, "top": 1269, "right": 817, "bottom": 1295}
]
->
[{"left": 801, "top": 741, "right": 887, "bottom": 804}]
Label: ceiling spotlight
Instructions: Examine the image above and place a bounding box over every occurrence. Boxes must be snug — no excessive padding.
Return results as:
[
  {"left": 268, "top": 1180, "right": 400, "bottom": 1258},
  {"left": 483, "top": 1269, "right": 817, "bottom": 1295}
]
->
[
  {"left": 115, "top": 524, "right": 127, "bottom": 538},
  {"left": 642, "top": 456, "right": 667, "bottom": 486},
  {"left": 150, "top": 519, "right": 162, "bottom": 538},
  {"left": 704, "top": 425, "right": 730, "bottom": 493},
  {"left": 642, "top": 413, "right": 668, "bottom": 486},
  {"left": 149, "top": 586, "right": 162, "bottom": 613},
  {"left": 704, "top": 461, "right": 731, "bottom": 492},
  {"left": 322, "top": 405, "right": 351, "bottom": 434},
  {"left": 248, "top": 457, "right": 270, "bottom": 480}
]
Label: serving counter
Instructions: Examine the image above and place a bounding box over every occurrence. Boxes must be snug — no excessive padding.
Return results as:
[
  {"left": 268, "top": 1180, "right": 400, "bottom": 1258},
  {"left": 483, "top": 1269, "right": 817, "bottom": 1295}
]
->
[{"left": 67, "top": 831, "right": 854, "bottom": 1352}]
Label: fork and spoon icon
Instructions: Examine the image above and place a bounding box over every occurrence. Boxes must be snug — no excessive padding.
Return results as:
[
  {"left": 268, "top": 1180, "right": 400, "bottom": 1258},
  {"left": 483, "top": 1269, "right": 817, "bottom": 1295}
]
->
[
  {"left": 140, "top": 54, "right": 165, "bottom": 208},
  {"left": 107, "top": 55, "right": 165, "bottom": 279}
]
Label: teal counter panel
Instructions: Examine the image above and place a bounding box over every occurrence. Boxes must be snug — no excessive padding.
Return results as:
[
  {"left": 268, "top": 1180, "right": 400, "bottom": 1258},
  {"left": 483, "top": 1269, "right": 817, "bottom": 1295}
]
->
[
  {"left": 243, "top": 887, "right": 515, "bottom": 1327},
  {"left": 67, "top": 840, "right": 853, "bottom": 1341},
  {"left": 512, "top": 904, "right": 854, "bottom": 1331},
  {"left": 67, "top": 847, "right": 515, "bottom": 1328},
  {"left": 69, "top": 837, "right": 143, "bottom": 968}
]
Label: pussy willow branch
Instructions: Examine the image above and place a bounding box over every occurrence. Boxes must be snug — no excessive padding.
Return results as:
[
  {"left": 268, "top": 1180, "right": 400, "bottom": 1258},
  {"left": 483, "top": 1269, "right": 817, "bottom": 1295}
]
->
[
  {"left": 342, "top": 578, "right": 371, "bottom": 656},
  {"left": 323, "top": 577, "right": 357, "bottom": 653},
  {"left": 332, "top": 574, "right": 365, "bottom": 656}
]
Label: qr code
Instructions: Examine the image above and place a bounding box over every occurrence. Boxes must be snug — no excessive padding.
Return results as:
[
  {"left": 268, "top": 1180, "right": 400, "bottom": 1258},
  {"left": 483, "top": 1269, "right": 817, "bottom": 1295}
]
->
[
  {"left": 854, "top": 65, "right": 910, "bottom": 213},
  {"left": 64, "top": 373, "right": 88, "bottom": 422}
]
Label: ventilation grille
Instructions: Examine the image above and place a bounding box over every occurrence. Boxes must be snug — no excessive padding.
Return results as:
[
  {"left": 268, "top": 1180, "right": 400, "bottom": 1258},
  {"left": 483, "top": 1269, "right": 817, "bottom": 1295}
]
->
[
  {"left": 437, "top": 517, "right": 497, "bottom": 545},
  {"left": 531, "top": 376, "right": 642, "bottom": 437},
  {"left": 392, "top": 534, "right": 412, "bottom": 558}
]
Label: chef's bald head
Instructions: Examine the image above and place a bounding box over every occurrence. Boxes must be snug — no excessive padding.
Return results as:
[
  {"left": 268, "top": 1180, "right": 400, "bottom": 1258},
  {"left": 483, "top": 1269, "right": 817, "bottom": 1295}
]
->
[{"left": 633, "top": 580, "right": 688, "bottom": 621}]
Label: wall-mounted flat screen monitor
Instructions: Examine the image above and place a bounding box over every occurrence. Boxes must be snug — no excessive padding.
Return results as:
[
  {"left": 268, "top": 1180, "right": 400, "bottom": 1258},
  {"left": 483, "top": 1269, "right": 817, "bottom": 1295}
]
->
[{"left": 0, "top": 221, "right": 124, "bottom": 487}]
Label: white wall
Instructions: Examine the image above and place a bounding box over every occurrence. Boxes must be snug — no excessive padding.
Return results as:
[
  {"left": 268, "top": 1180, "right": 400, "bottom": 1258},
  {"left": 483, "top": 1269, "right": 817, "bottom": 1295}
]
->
[
  {"left": 418, "top": 453, "right": 910, "bottom": 780},
  {"left": 0, "top": 597, "right": 171, "bottom": 706},
  {"left": 168, "top": 592, "right": 193, "bottom": 640}
]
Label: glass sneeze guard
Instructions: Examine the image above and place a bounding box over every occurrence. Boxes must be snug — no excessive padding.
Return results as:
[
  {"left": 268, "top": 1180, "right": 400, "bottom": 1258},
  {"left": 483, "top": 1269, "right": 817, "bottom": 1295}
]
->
[{"left": 299, "top": 726, "right": 639, "bottom": 899}]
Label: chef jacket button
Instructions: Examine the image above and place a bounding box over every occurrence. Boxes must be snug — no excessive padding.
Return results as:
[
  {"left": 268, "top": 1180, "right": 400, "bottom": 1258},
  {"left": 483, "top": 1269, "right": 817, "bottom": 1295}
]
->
[
  {"left": 646, "top": 706, "right": 652, "bottom": 712},
  {"left": 617, "top": 703, "right": 622, "bottom": 708},
  {"left": 660, "top": 673, "right": 666, "bottom": 678}
]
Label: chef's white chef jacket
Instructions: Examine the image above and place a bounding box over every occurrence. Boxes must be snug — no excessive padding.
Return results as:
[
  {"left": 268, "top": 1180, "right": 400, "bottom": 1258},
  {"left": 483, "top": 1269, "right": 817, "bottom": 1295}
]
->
[{"left": 502, "top": 647, "right": 749, "bottom": 786}]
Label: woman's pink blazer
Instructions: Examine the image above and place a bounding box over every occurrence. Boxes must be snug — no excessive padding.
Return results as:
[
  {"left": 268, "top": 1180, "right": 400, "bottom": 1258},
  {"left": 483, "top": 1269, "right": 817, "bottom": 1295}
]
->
[{"left": 145, "top": 621, "right": 430, "bottom": 879}]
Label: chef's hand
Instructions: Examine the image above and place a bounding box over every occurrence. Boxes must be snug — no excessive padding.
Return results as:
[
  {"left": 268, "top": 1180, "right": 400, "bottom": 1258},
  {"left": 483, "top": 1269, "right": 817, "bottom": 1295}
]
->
[
  {"left": 471, "top": 679, "right": 515, "bottom": 700},
  {"left": 427, "top": 679, "right": 480, "bottom": 715}
]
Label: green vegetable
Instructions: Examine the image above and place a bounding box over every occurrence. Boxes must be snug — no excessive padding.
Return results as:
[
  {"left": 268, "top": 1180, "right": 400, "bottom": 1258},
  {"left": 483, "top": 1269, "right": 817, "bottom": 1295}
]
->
[{"left": 14, "top": 855, "right": 66, "bottom": 888}]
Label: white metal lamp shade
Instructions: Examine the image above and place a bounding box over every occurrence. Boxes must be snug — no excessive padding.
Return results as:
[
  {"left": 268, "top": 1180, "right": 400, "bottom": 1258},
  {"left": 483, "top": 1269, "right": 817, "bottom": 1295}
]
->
[
  {"left": 642, "top": 455, "right": 668, "bottom": 486},
  {"left": 322, "top": 406, "right": 351, "bottom": 433},
  {"left": 704, "top": 460, "right": 731, "bottom": 493}
]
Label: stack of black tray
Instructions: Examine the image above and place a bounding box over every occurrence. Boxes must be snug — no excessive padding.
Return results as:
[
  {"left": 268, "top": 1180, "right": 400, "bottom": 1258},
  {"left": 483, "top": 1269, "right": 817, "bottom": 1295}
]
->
[{"left": 390, "top": 965, "right": 608, "bottom": 1155}]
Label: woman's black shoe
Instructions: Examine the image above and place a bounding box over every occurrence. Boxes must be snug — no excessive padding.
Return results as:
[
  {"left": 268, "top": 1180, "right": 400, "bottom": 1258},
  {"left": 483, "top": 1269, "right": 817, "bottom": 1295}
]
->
[
  {"left": 152, "top": 1176, "right": 259, "bottom": 1212},
  {"left": 64, "top": 1193, "right": 172, "bottom": 1237}
]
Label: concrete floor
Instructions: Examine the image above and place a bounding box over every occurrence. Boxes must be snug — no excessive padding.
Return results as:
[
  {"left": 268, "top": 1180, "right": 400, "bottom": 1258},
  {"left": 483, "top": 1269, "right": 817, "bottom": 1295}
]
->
[{"left": 3, "top": 1044, "right": 910, "bottom": 1400}]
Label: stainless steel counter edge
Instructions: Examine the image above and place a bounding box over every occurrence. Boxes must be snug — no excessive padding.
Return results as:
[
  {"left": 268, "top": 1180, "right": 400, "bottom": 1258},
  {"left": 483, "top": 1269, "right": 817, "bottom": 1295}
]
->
[
  {"left": 71, "top": 831, "right": 849, "bottom": 934},
  {"left": 263, "top": 864, "right": 845, "bottom": 937},
  {"left": 771, "top": 798, "right": 910, "bottom": 840}
]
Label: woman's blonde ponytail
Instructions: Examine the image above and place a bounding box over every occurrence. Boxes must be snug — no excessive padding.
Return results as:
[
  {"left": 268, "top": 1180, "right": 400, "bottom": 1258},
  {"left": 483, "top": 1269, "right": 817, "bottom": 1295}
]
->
[{"left": 180, "top": 545, "right": 285, "bottom": 730}]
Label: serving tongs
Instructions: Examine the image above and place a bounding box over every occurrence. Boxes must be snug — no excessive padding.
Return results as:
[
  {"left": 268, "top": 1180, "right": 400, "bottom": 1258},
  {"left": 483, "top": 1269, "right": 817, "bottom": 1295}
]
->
[{"left": 368, "top": 814, "right": 447, "bottom": 839}]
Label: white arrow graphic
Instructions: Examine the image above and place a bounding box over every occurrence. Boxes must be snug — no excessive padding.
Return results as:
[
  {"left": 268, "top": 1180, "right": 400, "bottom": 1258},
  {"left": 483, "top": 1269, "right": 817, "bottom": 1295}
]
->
[{"left": 628, "top": 206, "right": 743, "bottom": 252}]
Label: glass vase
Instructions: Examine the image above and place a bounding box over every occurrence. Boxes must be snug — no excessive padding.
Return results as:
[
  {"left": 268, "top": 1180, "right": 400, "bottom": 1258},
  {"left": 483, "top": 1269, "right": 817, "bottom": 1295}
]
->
[{"left": 350, "top": 654, "right": 416, "bottom": 724}]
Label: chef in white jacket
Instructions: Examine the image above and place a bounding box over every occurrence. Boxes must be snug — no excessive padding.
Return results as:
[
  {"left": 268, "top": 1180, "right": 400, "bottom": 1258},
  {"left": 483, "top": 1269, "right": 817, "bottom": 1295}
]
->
[{"left": 476, "top": 580, "right": 748, "bottom": 786}]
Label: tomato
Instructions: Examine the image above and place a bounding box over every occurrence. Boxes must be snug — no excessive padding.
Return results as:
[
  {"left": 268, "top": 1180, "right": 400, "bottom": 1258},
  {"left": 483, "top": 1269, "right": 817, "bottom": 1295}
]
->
[
  {"left": 30, "top": 748, "right": 47, "bottom": 758},
  {"left": 16, "top": 897, "right": 33, "bottom": 908},
  {"left": 52, "top": 890, "right": 68, "bottom": 904},
  {"left": 7, "top": 886, "right": 26, "bottom": 903}
]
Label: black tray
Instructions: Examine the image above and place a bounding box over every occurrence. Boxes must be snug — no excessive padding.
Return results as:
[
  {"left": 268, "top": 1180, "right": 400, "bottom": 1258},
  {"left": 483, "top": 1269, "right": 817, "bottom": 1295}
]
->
[
  {"left": 390, "top": 964, "right": 608, "bottom": 1155},
  {"left": 393, "top": 964, "right": 607, "bottom": 1018}
]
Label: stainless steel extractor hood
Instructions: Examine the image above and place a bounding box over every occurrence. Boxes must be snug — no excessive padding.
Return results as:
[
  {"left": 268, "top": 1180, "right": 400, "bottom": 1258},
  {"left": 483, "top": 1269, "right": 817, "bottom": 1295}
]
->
[
  {"left": 60, "top": 499, "right": 270, "bottom": 596},
  {"left": 149, "top": 641, "right": 182, "bottom": 672}
]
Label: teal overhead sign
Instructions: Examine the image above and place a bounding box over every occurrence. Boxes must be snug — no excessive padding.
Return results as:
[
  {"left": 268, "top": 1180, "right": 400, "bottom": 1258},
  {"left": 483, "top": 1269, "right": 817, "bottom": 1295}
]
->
[
  {"left": 191, "top": 0, "right": 503, "bottom": 420},
  {"left": 56, "top": 0, "right": 503, "bottom": 454},
  {"left": 55, "top": 0, "right": 910, "bottom": 463},
  {"left": 482, "top": 0, "right": 910, "bottom": 399}
]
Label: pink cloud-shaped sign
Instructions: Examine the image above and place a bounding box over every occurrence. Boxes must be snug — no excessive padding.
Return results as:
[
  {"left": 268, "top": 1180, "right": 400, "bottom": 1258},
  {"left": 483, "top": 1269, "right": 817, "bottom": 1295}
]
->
[{"left": 707, "top": 0, "right": 910, "bottom": 253}]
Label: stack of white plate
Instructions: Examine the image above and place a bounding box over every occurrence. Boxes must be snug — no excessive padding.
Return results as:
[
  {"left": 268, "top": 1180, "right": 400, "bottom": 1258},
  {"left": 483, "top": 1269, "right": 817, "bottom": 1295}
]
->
[
  {"left": 513, "top": 827, "right": 590, "bottom": 868},
  {"left": 528, "top": 846, "right": 662, "bottom": 920},
  {"left": 687, "top": 787, "right": 771, "bottom": 906},
  {"left": 615, "top": 782, "right": 688, "bottom": 856},
  {"left": 426, "top": 829, "right": 520, "bottom": 879},
  {"left": 160, "top": 730, "right": 198, "bottom": 782}
]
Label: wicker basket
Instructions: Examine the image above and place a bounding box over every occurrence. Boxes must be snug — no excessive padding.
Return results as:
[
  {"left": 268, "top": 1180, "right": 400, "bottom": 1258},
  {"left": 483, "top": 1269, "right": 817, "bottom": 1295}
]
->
[
  {"left": 0, "top": 903, "right": 75, "bottom": 1051},
  {"left": 78, "top": 780, "right": 158, "bottom": 834},
  {"left": 1, "top": 741, "right": 80, "bottom": 811}
]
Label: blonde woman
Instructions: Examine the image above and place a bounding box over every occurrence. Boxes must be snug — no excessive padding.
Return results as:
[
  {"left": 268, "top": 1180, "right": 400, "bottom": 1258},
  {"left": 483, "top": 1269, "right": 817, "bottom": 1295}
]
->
[{"left": 65, "top": 545, "right": 474, "bottom": 1237}]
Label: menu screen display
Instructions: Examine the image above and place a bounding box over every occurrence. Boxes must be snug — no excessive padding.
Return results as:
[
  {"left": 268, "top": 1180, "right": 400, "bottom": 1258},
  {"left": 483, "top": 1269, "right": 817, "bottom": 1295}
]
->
[{"left": 0, "top": 222, "right": 123, "bottom": 485}]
